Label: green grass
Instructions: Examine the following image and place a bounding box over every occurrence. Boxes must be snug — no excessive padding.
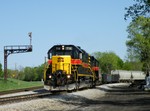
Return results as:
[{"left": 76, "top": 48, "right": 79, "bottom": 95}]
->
[{"left": 0, "top": 78, "right": 43, "bottom": 92}]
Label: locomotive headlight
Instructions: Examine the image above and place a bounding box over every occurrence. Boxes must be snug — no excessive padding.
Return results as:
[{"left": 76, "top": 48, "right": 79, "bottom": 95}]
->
[
  {"left": 49, "top": 75, "right": 52, "bottom": 79},
  {"left": 67, "top": 75, "right": 70, "bottom": 79}
]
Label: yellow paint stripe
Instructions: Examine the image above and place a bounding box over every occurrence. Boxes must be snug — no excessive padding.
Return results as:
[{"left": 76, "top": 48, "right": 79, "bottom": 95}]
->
[{"left": 78, "top": 74, "right": 93, "bottom": 77}]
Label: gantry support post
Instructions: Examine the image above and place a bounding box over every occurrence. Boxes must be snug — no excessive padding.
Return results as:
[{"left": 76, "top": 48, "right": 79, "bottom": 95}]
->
[{"left": 4, "top": 50, "right": 8, "bottom": 80}]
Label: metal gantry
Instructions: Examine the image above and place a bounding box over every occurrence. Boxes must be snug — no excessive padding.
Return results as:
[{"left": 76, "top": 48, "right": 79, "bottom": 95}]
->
[{"left": 4, "top": 33, "right": 32, "bottom": 80}]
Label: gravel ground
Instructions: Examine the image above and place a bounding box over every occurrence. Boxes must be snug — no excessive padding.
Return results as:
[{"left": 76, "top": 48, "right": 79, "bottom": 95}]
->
[
  {"left": 0, "top": 83, "right": 150, "bottom": 111},
  {"left": 0, "top": 85, "right": 106, "bottom": 111}
]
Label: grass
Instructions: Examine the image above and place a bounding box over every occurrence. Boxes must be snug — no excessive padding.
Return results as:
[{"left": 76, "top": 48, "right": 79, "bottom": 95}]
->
[{"left": 0, "top": 78, "right": 43, "bottom": 92}]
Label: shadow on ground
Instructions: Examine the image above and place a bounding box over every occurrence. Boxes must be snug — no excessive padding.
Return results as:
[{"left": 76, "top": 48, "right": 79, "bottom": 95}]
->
[{"left": 49, "top": 85, "right": 150, "bottom": 111}]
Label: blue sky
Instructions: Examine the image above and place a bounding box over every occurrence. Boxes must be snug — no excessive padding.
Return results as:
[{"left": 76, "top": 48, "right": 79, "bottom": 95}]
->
[{"left": 0, "top": 0, "right": 134, "bottom": 69}]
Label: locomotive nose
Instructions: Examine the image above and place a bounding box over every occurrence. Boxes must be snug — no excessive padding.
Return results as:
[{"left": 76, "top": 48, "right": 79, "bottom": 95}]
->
[{"left": 52, "top": 56, "right": 71, "bottom": 74}]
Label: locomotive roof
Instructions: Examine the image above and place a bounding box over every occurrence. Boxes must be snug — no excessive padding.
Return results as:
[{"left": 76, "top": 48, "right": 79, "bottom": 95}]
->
[{"left": 48, "top": 44, "right": 84, "bottom": 53}]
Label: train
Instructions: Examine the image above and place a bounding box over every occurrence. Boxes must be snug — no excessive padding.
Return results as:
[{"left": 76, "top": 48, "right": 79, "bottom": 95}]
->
[
  {"left": 43, "top": 44, "right": 100, "bottom": 91},
  {"left": 102, "top": 70, "right": 146, "bottom": 84},
  {"left": 43, "top": 45, "right": 146, "bottom": 91}
]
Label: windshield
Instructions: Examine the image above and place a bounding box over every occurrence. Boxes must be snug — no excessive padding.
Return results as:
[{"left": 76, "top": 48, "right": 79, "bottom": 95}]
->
[
  {"left": 55, "top": 50, "right": 72, "bottom": 55},
  {"left": 48, "top": 50, "right": 72, "bottom": 59}
]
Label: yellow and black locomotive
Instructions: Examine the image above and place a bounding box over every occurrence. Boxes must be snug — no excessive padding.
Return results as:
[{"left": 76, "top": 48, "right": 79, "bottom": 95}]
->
[{"left": 44, "top": 45, "right": 100, "bottom": 91}]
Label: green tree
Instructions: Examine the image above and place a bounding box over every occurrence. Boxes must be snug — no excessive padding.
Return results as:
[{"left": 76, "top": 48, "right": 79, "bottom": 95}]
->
[
  {"left": 126, "top": 16, "right": 150, "bottom": 75},
  {"left": 93, "top": 51, "right": 123, "bottom": 74},
  {"left": 18, "top": 70, "right": 25, "bottom": 80},
  {"left": 24, "top": 67, "right": 34, "bottom": 81},
  {"left": 123, "top": 48, "right": 143, "bottom": 71},
  {"left": 32, "top": 64, "right": 44, "bottom": 81},
  {"left": 125, "top": 0, "right": 150, "bottom": 20},
  {"left": 36, "top": 64, "right": 44, "bottom": 81},
  {"left": 33, "top": 67, "right": 39, "bottom": 81},
  {"left": 0, "top": 63, "right": 3, "bottom": 77},
  {"left": 19, "top": 64, "right": 44, "bottom": 81},
  {"left": 123, "top": 61, "right": 143, "bottom": 71}
]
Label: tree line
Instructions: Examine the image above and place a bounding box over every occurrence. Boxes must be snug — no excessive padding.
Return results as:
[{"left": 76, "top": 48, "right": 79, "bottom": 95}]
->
[
  {"left": 0, "top": 51, "right": 143, "bottom": 81},
  {"left": 0, "top": 63, "right": 44, "bottom": 81}
]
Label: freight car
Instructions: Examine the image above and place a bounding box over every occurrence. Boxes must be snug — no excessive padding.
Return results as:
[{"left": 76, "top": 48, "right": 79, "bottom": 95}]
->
[
  {"left": 101, "top": 70, "right": 145, "bottom": 84},
  {"left": 44, "top": 45, "right": 100, "bottom": 91},
  {"left": 111, "top": 70, "right": 146, "bottom": 83},
  {"left": 101, "top": 73, "right": 119, "bottom": 84}
]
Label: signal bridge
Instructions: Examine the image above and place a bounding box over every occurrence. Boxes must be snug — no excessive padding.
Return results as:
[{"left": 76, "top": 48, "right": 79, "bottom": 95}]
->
[{"left": 4, "top": 32, "right": 32, "bottom": 80}]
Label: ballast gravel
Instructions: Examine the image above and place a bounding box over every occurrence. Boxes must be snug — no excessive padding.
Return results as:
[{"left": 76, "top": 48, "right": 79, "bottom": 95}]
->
[{"left": 0, "top": 83, "right": 129, "bottom": 111}]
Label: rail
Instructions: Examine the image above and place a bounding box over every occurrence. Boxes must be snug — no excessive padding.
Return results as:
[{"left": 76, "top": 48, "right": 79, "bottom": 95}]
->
[{"left": 0, "top": 89, "right": 68, "bottom": 105}]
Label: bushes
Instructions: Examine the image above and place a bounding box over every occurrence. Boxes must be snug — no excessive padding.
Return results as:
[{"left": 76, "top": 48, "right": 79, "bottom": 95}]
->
[
  {"left": 3, "top": 64, "right": 45, "bottom": 81},
  {"left": 19, "top": 64, "right": 44, "bottom": 81}
]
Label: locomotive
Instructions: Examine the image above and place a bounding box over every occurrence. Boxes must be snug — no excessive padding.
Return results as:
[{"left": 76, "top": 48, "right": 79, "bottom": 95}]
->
[{"left": 43, "top": 45, "right": 100, "bottom": 91}]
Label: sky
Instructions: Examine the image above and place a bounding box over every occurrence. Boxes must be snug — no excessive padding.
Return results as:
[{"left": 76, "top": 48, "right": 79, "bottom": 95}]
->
[{"left": 0, "top": 0, "right": 134, "bottom": 69}]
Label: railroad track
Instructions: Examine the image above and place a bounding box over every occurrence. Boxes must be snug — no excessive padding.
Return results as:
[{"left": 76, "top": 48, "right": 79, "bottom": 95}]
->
[
  {"left": 0, "top": 89, "right": 69, "bottom": 105},
  {"left": 0, "top": 92, "right": 52, "bottom": 105},
  {"left": 0, "top": 86, "right": 43, "bottom": 96},
  {"left": 0, "top": 86, "right": 91, "bottom": 105}
]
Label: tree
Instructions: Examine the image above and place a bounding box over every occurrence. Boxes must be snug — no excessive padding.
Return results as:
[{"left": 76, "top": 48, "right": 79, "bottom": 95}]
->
[
  {"left": 125, "top": 0, "right": 150, "bottom": 20},
  {"left": 123, "top": 47, "right": 143, "bottom": 71},
  {"left": 36, "top": 64, "right": 44, "bottom": 81},
  {"left": 18, "top": 64, "right": 44, "bottom": 81},
  {"left": 126, "top": 16, "right": 150, "bottom": 75},
  {"left": 93, "top": 52, "right": 123, "bottom": 74},
  {"left": 0, "top": 63, "right": 3, "bottom": 77},
  {"left": 18, "top": 70, "right": 25, "bottom": 80},
  {"left": 123, "top": 60, "right": 143, "bottom": 71},
  {"left": 24, "top": 67, "right": 34, "bottom": 81}
]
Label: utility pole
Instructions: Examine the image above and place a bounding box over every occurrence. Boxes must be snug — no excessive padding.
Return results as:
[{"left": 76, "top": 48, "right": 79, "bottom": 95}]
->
[{"left": 4, "top": 33, "right": 33, "bottom": 80}]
